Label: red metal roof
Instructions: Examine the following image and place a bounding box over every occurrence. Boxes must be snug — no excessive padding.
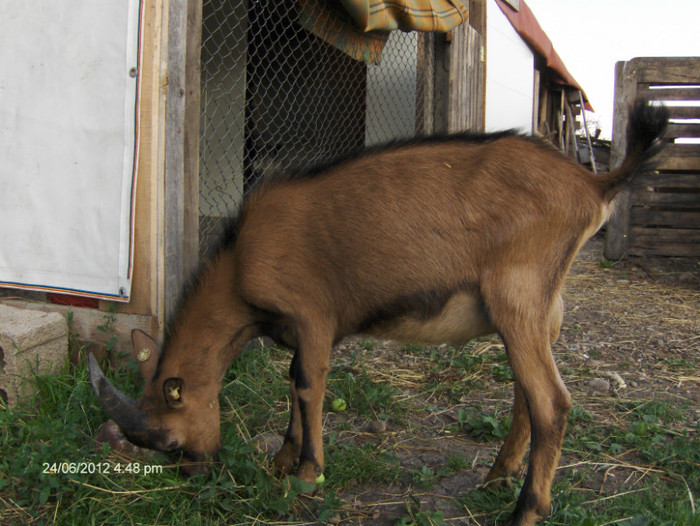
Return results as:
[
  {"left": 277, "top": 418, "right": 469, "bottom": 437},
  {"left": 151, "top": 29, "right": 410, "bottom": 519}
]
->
[{"left": 494, "top": 0, "right": 594, "bottom": 111}]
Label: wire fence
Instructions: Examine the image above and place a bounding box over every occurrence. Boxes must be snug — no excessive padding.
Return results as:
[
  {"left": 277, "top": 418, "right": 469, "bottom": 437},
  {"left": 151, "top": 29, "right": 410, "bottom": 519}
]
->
[{"left": 199, "top": 0, "right": 434, "bottom": 256}]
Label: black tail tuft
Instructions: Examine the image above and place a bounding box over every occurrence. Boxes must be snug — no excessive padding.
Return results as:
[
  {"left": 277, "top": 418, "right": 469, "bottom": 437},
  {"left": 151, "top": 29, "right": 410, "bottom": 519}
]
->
[
  {"left": 600, "top": 98, "right": 669, "bottom": 200},
  {"left": 626, "top": 98, "right": 669, "bottom": 159}
]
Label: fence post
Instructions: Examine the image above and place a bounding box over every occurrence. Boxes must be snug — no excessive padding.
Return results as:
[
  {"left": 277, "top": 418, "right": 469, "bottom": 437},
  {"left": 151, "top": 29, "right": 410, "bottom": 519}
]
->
[
  {"left": 605, "top": 59, "right": 638, "bottom": 260},
  {"left": 448, "top": 23, "right": 484, "bottom": 132},
  {"left": 164, "top": 0, "right": 202, "bottom": 321}
]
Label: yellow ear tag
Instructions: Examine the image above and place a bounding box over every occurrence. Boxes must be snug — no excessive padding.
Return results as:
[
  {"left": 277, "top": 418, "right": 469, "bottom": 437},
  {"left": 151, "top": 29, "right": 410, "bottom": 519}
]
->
[
  {"left": 137, "top": 348, "right": 151, "bottom": 362},
  {"left": 168, "top": 385, "right": 181, "bottom": 400}
]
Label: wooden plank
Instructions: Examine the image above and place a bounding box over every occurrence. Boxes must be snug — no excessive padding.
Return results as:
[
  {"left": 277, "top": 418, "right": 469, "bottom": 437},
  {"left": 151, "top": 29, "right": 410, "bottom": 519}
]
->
[
  {"left": 665, "top": 123, "right": 700, "bottom": 139},
  {"left": 632, "top": 227, "right": 700, "bottom": 243},
  {"left": 448, "top": 23, "right": 484, "bottom": 132},
  {"left": 653, "top": 144, "right": 700, "bottom": 171},
  {"left": 416, "top": 33, "right": 435, "bottom": 135},
  {"left": 629, "top": 243, "right": 700, "bottom": 258},
  {"left": 184, "top": 0, "right": 201, "bottom": 274},
  {"left": 638, "top": 84, "right": 700, "bottom": 101},
  {"left": 164, "top": 0, "right": 202, "bottom": 322},
  {"left": 634, "top": 171, "right": 700, "bottom": 188},
  {"left": 0, "top": 299, "right": 155, "bottom": 355},
  {"left": 164, "top": 0, "right": 187, "bottom": 323},
  {"left": 631, "top": 188, "right": 700, "bottom": 206},
  {"left": 630, "top": 57, "right": 700, "bottom": 84},
  {"left": 663, "top": 143, "right": 700, "bottom": 158},
  {"left": 629, "top": 227, "right": 700, "bottom": 257},
  {"left": 666, "top": 106, "right": 700, "bottom": 120},
  {"left": 656, "top": 157, "right": 700, "bottom": 171},
  {"left": 119, "top": 0, "right": 165, "bottom": 321},
  {"left": 631, "top": 208, "right": 700, "bottom": 229}
]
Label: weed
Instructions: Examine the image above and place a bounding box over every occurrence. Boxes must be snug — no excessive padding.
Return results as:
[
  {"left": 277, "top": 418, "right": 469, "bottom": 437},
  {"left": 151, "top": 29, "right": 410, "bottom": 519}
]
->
[
  {"left": 394, "top": 496, "right": 447, "bottom": 526},
  {"left": 445, "top": 452, "right": 472, "bottom": 472},
  {"left": 569, "top": 405, "right": 593, "bottom": 424},
  {"left": 490, "top": 363, "right": 514, "bottom": 382},
  {"left": 455, "top": 409, "right": 511, "bottom": 442},
  {"left": 327, "top": 367, "right": 403, "bottom": 420},
  {"left": 358, "top": 339, "right": 375, "bottom": 351},
  {"left": 402, "top": 343, "right": 425, "bottom": 353},
  {"left": 326, "top": 438, "right": 402, "bottom": 488},
  {"left": 96, "top": 303, "right": 120, "bottom": 357},
  {"left": 410, "top": 465, "right": 437, "bottom": 488}
]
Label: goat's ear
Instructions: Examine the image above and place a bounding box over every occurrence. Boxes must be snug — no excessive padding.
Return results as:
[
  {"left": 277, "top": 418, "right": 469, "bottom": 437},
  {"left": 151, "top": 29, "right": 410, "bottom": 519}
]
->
[
  {"left": 163, "top": 377, "right": 184, "bottom": 408},
  {"left": 131, "top": 329, "right": 160, "bottom": 383}
]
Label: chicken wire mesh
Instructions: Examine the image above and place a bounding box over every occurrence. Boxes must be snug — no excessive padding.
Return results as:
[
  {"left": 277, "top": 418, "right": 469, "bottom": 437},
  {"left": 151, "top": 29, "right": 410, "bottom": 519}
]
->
[{"left": 199, "top": 0, "right": 435, "bottom": 256}]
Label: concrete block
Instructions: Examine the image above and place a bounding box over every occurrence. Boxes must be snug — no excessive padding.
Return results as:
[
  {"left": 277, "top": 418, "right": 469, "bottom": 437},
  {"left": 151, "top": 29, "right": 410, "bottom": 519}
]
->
[{"left": 0, "top": 304, "right": 68, "bottom": 409}]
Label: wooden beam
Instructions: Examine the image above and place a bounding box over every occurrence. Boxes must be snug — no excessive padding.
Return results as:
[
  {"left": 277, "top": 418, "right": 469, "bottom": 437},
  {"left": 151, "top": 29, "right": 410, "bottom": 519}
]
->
[
  {"left": 448, "top": 23, "right": 484, "bottom": 132},
  {"left": 631, "top": 208, "right": 700, "bottom": 229},
  {"left": 638, "top": 84, "right": 700, "bottom": 102},
  {"left": 164, "top": 0, "right": 201, "bottom": 322},
  {"left": 629, "top": 56, "right": 700, "bottom": 84},
  {"left": 605, "top": 60, "right": 638, "bottom": 260},
  {"left": 629, "top": 227, "right": 700, "bottom": 257},
  {"left": 119, "top": 0, "right": 165, "bottom": 324},
  {"left": 416, "top": 33, "right": 435, "bottom": 135}
]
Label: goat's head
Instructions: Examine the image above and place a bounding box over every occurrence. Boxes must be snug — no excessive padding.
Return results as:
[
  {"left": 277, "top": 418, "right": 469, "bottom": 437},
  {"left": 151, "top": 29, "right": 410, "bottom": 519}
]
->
[{"left": 89, "top": 329, "right": 222, "bottom": 475}]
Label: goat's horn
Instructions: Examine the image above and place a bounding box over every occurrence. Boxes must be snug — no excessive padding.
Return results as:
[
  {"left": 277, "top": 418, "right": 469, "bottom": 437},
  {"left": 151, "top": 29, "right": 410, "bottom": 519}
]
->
[{"left": 88, "top": 353, "right": 147, "bottom": 432}]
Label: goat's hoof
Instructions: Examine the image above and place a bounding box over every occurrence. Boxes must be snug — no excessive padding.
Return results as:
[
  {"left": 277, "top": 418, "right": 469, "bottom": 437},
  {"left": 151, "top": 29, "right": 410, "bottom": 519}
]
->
[
  {"left": 272, "top": 444, "right": 298, "bottom": 475},
  {"left": 507, "top": 508, "right": 545, "bottom": 526},
  {"left": 295, "top": 461, "right": 322, "bottom": 486}
]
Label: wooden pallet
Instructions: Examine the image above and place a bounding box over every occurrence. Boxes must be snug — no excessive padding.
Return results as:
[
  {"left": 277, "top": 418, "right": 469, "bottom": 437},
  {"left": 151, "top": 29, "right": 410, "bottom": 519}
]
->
[{"left": 606, "top": 57, "right": 700, "bottom": 258}]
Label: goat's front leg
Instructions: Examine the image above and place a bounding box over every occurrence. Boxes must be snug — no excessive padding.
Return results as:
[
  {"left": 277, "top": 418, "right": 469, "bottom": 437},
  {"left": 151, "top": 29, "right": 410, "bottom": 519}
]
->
[
  {"left": 273, "top": 353, "right": 303, "bottom": 474},
  {"left": 283, "top": 325, "right": 332, "bottom": 484}
]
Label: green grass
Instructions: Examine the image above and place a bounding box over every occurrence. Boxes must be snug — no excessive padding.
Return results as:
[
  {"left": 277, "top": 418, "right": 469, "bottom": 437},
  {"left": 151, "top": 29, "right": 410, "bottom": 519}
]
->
[
  {"left": 0, "top": 345, "right": 319, "bottom": 524},
  {"left": 1, "top": 335, "right": 697, "bottom": 525}
]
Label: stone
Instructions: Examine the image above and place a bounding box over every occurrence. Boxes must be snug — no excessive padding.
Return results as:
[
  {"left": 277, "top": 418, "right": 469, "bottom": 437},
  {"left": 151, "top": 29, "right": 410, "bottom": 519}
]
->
[
  {"left": 588, "top": 378, "right": 611, "bottom": 394},
  {"left": 252, "top": 432, "right": 283, "bottom": 456},
  {"left": 366, "top": 420, "right": 387, "bottom": 434},
  {"left": 0, "top": 303, "right": 68, "bottom": 408}
]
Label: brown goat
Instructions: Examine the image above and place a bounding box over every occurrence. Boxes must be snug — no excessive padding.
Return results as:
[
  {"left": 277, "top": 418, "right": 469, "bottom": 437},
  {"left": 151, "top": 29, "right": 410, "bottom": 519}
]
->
[{"left": 90, "top": 100, "right": 668, "bottom": 525}]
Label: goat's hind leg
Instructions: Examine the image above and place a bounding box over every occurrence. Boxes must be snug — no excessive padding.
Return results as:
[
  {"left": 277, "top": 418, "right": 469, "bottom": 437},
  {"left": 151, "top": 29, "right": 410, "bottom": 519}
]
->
[
  {"left": 484, "top": 293, "right": 564, "bottom": 489},
  {"left": 484, "top": 381, "right": 530, "bottom": 488},
  {"left": 482, "top": 280, "right": 571, "bottom": 525}
]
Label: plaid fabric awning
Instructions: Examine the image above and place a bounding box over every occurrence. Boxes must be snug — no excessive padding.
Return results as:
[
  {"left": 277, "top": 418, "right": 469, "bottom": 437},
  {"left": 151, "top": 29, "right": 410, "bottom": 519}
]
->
[
  {"left": 298, "top": 0, "right": 468, "bottom": 64},
  {"left": 341, "top": 0, "right": 468, "bottom": 32}
]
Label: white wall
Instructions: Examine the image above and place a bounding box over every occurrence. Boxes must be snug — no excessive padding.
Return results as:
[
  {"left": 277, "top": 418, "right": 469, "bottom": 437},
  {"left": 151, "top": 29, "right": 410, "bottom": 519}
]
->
[
  {"left": 0, "top": 0, "right": 141, "bottom": 300},
  {"left": 485, "top": 2, "right": 535, "bottom": 132}
]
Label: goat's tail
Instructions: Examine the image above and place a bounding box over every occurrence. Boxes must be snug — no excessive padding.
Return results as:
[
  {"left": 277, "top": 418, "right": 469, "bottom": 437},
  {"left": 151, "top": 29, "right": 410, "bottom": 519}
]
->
[{"left": 598, "top": 98, "right": 669, "bottom": 201}]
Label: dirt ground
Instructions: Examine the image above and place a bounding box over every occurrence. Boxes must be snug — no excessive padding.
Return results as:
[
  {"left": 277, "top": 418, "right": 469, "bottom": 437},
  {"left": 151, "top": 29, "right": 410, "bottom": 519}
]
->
[{"left": 302, "top": 233, "right": 700, "bottom": 524}]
